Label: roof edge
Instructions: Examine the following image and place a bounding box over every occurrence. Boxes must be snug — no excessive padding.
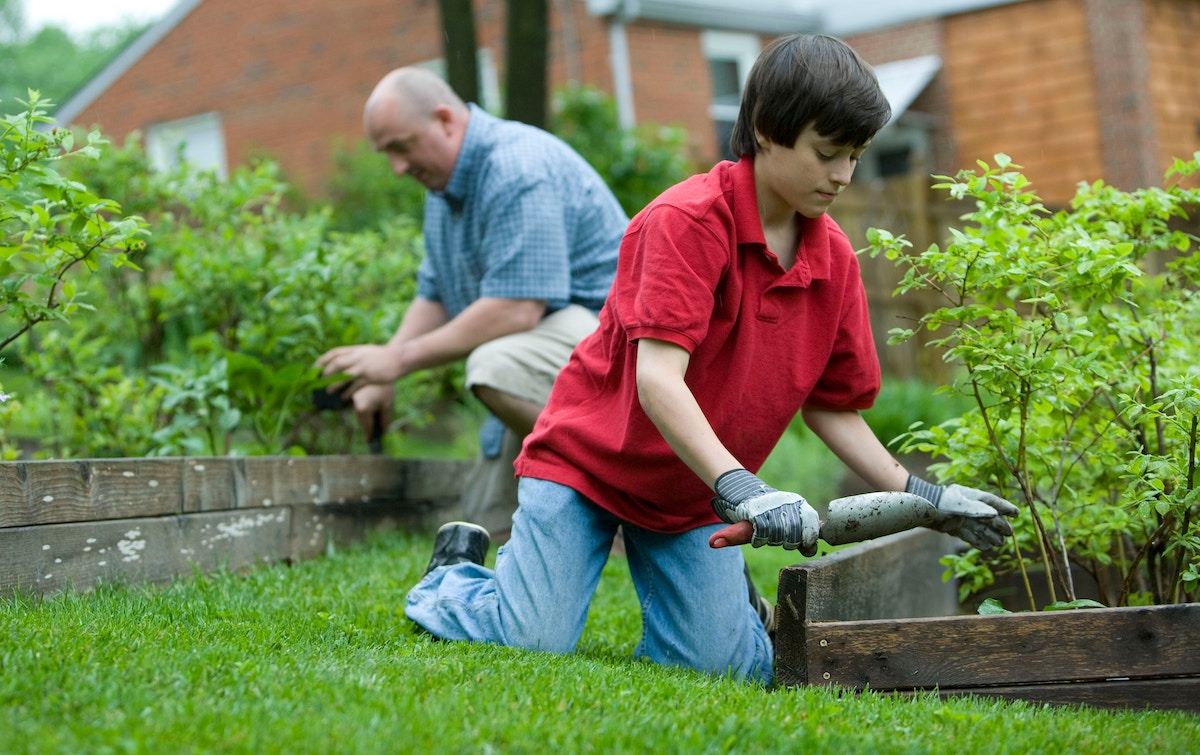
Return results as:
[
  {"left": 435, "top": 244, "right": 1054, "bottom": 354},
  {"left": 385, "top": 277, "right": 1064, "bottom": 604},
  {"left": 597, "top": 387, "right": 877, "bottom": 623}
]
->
[
  {"left": 53, "top": 0, "right": 204, "bottom": 128},
  {"left": 587, "top": 0, "right": 820, "bottom": 35}
]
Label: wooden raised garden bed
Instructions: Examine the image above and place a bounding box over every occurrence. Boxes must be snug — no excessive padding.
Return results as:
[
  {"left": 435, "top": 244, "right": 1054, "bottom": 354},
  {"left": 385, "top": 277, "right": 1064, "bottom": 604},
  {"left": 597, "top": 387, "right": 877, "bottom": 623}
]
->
[
  {"left": 0, "top": 456, "right": 469, "bottom": 596},
  {"left": 774, "top": 529, "right": 1200, "bottom": 712}
]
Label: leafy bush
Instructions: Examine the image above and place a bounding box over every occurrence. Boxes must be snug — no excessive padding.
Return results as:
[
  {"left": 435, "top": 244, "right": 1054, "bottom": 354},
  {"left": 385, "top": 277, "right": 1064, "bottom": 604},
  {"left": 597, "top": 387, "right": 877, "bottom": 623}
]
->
[
  {"left": 869, "top": 153, "right": 1200, "bottom": 608},
  {"left": 4, "top": 112, "right": 458, "bottom": 458},
  {"left": 550, "top": 83, "right": 694, "bottom": 217},
  {"left": 321, "top": 137, "right": 426, "bottom": 233},
  {"left": 0, "top": 92, "right": 146, "bottom": 457}
]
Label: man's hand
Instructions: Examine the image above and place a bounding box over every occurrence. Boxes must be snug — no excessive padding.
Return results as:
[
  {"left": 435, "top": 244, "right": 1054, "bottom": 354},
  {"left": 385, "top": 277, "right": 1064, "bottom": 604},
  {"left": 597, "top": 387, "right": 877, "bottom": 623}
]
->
[
  {"left": 906, "top": 475, "right": 1019, "bottom": 551},
  {"left": 710, "top": 469, "right": 820, "bottom": 555},
  {"left": 350, "top": 383, "right": 395, "bottom": 442},
  {"left": 315, "top": 343, "right": 403, "bottom": 396}
]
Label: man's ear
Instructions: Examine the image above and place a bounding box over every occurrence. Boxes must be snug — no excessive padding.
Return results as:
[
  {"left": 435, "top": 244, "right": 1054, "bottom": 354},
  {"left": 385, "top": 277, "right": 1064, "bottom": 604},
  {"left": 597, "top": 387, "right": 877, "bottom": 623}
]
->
[{"left": 432, "top": 104, "right": 460, "bottom": 136}]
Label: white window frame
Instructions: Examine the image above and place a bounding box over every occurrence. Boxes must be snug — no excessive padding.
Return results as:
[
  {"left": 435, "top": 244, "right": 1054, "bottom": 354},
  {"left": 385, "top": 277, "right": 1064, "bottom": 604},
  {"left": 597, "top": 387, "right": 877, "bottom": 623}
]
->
[
  {"left": 145, "top": 111, "right": 228, "bottom": 179},
  {"left": 701, "top": 31, "right": 760, "bottom": 160}
]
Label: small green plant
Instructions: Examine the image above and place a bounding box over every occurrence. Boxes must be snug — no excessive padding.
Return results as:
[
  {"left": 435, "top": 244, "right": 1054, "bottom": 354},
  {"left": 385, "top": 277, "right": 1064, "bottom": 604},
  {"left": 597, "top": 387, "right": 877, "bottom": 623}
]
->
[
  {"left": 868, "top": 152, "right": 1200, "bottom": 609},
  {"left": 0, "top": 93, "right": 146, "bottom": 349}
]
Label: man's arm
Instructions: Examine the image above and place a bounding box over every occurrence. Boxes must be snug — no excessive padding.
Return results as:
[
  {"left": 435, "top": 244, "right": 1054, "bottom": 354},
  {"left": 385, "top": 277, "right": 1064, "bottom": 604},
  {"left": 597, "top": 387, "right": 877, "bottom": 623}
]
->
[{"left": 317, "top": 296, "right": 544, "bottom": 394}]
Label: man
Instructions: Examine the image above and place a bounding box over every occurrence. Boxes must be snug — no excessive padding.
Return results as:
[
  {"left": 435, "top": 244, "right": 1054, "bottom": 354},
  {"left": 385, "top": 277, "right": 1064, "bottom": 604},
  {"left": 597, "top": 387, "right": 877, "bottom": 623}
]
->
[{"left": 317, "top": 68, "right": 628, "bottom": 538}]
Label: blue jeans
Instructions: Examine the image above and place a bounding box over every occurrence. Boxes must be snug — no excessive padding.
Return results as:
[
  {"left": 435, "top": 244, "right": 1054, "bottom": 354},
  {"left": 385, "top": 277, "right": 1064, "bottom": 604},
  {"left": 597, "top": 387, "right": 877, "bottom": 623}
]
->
[{"left": 405, "top": 477, "right": 774, "bottom": 685}]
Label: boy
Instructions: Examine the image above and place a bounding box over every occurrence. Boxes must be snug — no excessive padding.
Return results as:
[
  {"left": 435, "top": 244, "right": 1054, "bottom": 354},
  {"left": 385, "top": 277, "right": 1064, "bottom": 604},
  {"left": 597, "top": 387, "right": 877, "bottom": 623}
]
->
[{"left": 405, "top": 33, "right": 1017, "bottom": 685}]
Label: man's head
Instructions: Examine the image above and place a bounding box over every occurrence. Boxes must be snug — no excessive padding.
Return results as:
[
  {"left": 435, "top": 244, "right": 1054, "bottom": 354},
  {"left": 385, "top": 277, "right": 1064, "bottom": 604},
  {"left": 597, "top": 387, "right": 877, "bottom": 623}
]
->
[
  {"left": 729, "top": 34, "right": 891, "bottom": 158},
  {"left": 364, "top": 68, "right": 471, "bottom": 191}
]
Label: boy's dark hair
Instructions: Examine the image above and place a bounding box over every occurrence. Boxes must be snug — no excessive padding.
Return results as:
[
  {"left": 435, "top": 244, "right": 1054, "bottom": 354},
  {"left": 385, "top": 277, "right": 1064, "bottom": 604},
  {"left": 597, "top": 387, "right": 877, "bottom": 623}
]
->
[{"left": 729, "top": 33, "right": 892, "bottom": 158}]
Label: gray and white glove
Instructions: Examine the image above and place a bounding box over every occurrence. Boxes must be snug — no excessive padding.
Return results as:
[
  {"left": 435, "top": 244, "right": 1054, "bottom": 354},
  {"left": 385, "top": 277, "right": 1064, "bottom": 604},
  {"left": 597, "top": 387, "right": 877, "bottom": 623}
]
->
[
  {"left": 906, "top": 475, "right": 1019, "bottom": 551},
  {"left": 711, "top": 469, "right": 820, "bottom": 556}
]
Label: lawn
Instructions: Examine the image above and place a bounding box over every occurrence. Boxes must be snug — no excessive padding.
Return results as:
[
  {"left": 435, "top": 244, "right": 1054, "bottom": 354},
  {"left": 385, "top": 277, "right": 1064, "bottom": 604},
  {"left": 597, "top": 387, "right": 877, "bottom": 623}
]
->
[{"left": 1, "top": 530, "right": 1195, "bottom": 754}]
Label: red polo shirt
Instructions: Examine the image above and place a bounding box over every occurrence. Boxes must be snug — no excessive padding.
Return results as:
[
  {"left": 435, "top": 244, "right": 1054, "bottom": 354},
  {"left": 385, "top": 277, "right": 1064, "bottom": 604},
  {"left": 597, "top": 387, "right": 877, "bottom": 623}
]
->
[{"left": 514, "top": 158, "right": 880, "bottom": 533}]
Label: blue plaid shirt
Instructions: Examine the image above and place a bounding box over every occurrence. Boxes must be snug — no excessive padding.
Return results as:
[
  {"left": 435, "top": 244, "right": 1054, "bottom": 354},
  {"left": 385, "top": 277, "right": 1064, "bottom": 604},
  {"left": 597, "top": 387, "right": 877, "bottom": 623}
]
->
[{"left": 418, "top": 105, "right": 627, "bottom": 318}]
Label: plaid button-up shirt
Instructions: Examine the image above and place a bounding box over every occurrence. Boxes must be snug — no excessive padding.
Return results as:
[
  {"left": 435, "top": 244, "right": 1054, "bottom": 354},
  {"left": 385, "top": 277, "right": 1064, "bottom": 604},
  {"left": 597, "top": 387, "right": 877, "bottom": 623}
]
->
[{"left": 417, "top": 105, "right": 627, "bottom": 318}]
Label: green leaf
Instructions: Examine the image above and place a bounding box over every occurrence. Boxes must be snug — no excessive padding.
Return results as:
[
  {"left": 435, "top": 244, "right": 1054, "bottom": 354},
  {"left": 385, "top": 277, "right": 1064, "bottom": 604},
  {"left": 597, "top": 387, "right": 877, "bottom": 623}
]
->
[{"left": 977, "top": 598, "right": 1010, "bottom": 615}]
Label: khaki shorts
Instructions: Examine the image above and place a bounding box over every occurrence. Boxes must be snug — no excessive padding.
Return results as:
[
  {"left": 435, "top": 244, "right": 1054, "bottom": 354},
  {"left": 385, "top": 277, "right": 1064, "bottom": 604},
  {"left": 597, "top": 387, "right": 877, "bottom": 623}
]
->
[
  {"left": 458, "top": 303, "right": 601, "bottom": 537},
  {"left": 464, "top": 304, "right": 600, "bottom": 405}
]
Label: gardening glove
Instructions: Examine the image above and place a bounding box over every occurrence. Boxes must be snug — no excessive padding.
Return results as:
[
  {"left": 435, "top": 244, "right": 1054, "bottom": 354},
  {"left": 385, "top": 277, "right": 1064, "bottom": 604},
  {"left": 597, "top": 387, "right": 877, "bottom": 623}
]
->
[
  {"left": 905, "top": 475, "right": 1019, "bottom": 551},
  {"left": 712, "top": 469, "right": 820, "bottom": 556}
]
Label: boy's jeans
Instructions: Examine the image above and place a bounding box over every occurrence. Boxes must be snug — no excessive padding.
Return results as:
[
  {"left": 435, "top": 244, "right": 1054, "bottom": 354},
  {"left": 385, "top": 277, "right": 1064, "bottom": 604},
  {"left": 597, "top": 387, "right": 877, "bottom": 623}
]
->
[{"left": 405, "top": 477, "right": 774, "bottom": 685}]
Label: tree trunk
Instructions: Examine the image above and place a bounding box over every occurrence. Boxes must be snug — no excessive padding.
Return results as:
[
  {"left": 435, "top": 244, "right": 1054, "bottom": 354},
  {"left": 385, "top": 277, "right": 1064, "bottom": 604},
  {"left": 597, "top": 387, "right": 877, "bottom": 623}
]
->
[
  {"left": 437, "top": 0, "right": 479, "bottom": 103},
  {"left": 504, "top": 0, "right": 548, "bottom": 128}
]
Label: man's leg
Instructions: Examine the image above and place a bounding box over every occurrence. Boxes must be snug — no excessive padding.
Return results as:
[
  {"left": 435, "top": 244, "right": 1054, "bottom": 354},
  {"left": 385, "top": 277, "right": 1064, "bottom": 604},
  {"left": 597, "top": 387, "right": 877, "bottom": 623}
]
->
[
  {"left": 623, "top": 524, "right": 775, "bottom": 685},
  {"left": 460, "top": 305, "right": 600, "bottom": 540},
  {"left": 406, "top": 477, "right": 618, "bottom": 653}
]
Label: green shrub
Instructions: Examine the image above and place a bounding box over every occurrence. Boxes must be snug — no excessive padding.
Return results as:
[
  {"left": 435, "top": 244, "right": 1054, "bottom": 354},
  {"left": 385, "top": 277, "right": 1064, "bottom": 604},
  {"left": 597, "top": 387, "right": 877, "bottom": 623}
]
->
[
  {"left": 869, "top": 152, "right": 1200, "bottom": 608},
  {"left": 6, "top": 119, "right": 458, "bottom": 458},
  {"left": 550, "top": 83, "right": 694, "bottom": 217},
  {"left": 0, "top": 92, "right": 146, "bottom": 457},
  {"left": 321, "top": 137, "right": 426, "bottom": 233}
]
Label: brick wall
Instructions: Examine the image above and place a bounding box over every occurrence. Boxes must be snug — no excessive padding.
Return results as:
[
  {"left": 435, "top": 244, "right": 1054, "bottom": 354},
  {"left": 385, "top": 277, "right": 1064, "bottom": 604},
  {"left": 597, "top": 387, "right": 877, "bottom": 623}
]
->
[
  {"left": 69, "top": 0, "right": 726, "bottom": 196},
  {"left": 74, "top": 0, "right": 450, "bottom": 196},
  {"left": 845, "top": 19, "right": 958, "bottom": 179},
  {"left": 626, "top": 21, "right": 719, "bottom": 162},
  {"left": 942, "top": 0, "right": 1104, "bottom": 206},
  {"left": 1143, "top": 0, "right": 1200, "bottom": 186}
]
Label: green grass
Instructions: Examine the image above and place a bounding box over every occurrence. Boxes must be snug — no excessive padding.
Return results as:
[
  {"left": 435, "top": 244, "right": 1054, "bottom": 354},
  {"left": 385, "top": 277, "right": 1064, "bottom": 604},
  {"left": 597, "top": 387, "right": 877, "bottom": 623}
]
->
[{"left": 1, "top": 532, "right": 1194, "bottom": 754}]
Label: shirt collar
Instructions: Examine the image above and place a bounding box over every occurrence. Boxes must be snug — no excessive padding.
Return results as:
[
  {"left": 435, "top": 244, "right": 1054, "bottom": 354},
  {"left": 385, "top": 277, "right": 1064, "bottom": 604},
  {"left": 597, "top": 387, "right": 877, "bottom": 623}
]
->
[
  {"left": 439, "top": 103, "right": 490, "bottom": 208},
  {"left": 730, "top": 157, "right": 831, "bottom": 281}
]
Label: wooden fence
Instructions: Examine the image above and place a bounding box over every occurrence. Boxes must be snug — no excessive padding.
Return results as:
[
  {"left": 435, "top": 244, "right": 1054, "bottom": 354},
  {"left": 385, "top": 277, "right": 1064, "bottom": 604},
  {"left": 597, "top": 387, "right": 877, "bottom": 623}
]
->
[{"left": 831, "top": 173, "right": 968, "bottom": 383}]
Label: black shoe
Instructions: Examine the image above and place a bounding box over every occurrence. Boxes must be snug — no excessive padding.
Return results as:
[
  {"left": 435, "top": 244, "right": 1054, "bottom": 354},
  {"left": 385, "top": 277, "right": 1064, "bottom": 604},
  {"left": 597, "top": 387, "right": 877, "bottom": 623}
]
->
[
  {"left": 423, "top": 521, "right": 491, "bottom": 576},
  {"left": 744, "top": 563, "right": 776, "bottom": 640}
]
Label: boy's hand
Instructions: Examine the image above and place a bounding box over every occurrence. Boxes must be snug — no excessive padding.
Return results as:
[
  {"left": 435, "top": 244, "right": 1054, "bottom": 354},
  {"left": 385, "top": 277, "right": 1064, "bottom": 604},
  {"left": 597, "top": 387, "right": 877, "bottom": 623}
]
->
[
  {"left": 710, "top": 469, "right": 819, "bottom": 555},
  {"left": 906, "top": 475, "right": 1019, "bottom": 550}
]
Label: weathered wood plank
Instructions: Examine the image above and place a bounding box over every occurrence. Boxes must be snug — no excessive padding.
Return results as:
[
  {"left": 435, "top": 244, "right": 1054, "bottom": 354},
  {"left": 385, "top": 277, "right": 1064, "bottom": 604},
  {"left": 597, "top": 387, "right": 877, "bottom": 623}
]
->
[
  {"left": 182, "top": 457, "right": 245, "bottom": 513},
  {"left": 0, "top": 463, "right": 31, "bottom": 528},
  {"left": 774, "top": 528, "right": 963, "bottom": 686},
  {"left": 401, "top": 458, "right": 475, "bottom": 501},
  {"left": 780, "top": 528, "right": 963, "bottom": 623},
  {"left": 925, "top": 677, "right": 1200, "bottom": 713},
  {"left": 0, "top": 456, "right": 470, "bottom": 596},
  {"left": 312, "top": 455, "right": 408, "bottom": 506},
  {"left": 0, "top": 508, "right": 292, "bottom": 595},
  {"left": 803, "top": 603, "right": 1200, "bottom": 690},
  {"left": 240, "top": 456, "right": 325, "bottom": 509},
  {"left": 0, "top": 459, "right": 186, "bottom": 529}
]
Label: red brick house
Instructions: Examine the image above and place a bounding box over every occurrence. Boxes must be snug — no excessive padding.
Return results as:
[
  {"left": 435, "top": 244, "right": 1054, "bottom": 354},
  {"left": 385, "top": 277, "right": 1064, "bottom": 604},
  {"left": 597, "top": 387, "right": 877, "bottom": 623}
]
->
[{"left": 55, "top": 0, "right": 1198, "bottom": 206}]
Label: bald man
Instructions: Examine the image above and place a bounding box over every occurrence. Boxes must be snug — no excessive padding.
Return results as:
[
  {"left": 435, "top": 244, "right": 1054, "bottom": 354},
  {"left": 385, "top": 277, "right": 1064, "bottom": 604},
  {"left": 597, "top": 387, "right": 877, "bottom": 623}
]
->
[{"left": 318, "top": 68, "right": 628, "bottom": 539}]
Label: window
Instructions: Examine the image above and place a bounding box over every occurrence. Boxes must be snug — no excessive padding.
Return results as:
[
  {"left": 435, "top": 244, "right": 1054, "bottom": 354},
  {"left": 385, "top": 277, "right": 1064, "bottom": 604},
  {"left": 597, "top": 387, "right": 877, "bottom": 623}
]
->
[
  {"left": 145, "top": 112, "right": 227, "bottom": 179},
  {"left": 701, "top": 31, "right": 760, "bottom": 162}
]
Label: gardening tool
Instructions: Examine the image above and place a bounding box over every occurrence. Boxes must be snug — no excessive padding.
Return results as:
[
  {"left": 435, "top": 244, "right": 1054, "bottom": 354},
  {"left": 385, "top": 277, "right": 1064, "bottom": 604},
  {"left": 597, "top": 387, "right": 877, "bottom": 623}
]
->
[
  {"left": 311, "top": 388, "right": 384, "bottom": 454},
  {"left": 710, "top": 491, "right": 941, "bottom": 550},
  {"left": 818, "top": 491, "right": 938, "bottom": 545}
]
